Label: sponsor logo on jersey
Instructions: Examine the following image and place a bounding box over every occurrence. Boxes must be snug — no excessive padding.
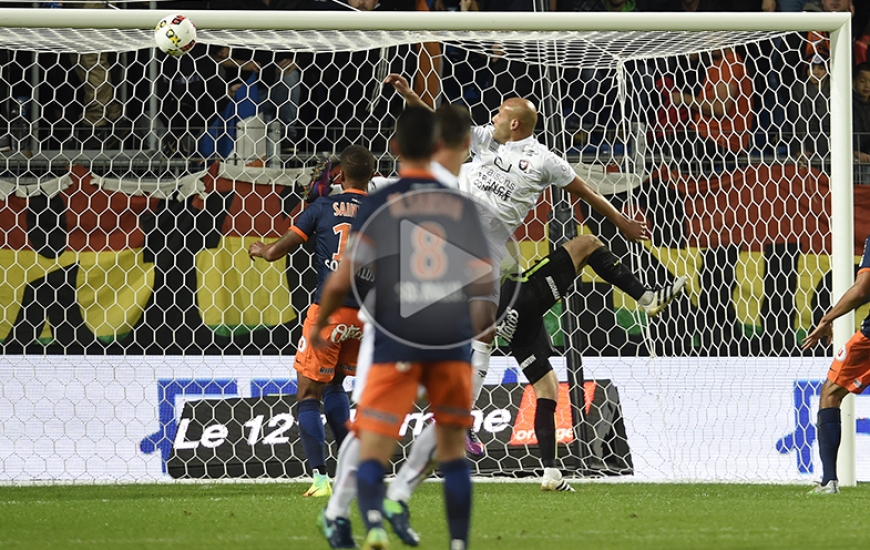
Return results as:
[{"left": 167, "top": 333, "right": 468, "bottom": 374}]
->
[
  {"left": 330, "top": 323, "right": 363, "bottom": 343},
  {"left": 494, "top": 156, "right": 512, "bottom": 173},
  {"left": 546, "top": 275, "right": 560, "bottom": 300},
  {"left": 497, "top": 307, "right": 520, "bottom": 343},
  {"left": 519, "top": 354, "right": 537, "bottom": 369},
  {"left": 475, "top": 168, "right": 516, "bottom": 201}
]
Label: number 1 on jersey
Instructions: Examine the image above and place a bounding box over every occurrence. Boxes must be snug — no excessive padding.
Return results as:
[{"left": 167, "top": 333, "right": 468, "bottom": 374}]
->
[{"left": 332, "top": 223, "right": 351, "bottom": 262}]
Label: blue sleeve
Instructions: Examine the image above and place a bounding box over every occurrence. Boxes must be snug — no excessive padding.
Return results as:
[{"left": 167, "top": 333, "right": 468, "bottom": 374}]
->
[
  {"left": 351, "top": 195, "right": 377, "bottom": 234},
  {"left": 860, "top": 235, "right": 870, "bottom": 271},
  {"left": 292, "top": 200, "right": 321, "bottom": 239}
]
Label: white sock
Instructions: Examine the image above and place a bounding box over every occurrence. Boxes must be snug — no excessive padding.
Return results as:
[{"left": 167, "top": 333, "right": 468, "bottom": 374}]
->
[
  {"left": 324, "top": 433, "right": 360, "bottom": 520},
  {"left": 471, "top": 338, "right": 492, "bottom": 402},
  {"left": 387, "top": 422, "right": 438, "bottom": 504}
]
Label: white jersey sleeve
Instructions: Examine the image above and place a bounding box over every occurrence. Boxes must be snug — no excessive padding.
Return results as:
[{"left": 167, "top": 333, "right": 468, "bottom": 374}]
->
[
  {"left": 470, "top": 125, "right": 493, "bottom": 157},
  {"left": 368, "top": 176, "right": 398, "bottom": 193},
  {"left": 541, "top": 151, "right": 577, "bottom": 188}
]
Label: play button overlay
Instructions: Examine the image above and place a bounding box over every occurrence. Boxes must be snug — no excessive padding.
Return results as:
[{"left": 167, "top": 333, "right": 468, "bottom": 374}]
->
[
  {"left": 398, "top": 219, "right": 494, "bottom": 319},
  {"left": 350, "top": 187, "right": 521, "bottom": 350}
]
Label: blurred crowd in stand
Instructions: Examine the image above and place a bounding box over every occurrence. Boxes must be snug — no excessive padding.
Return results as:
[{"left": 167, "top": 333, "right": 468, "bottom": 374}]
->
[{"left": 0, "top": 0, "right": 868, "bottom": 183}]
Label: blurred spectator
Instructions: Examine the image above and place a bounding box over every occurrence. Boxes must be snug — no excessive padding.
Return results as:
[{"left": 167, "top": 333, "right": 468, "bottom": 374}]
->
[
  {"left": 787, "top": 55, "right": 830, "bottom": 167},
  {"left": 472, "top": 0, "right": 535, "bottom": 9},
  {"left": 669, "top": 49, "right": 754, "bottom": 166},
  {"left": 433, "top": 0, "right": 478, "bottom": 10},
  {"left": 557, "top": 0, "right": 644, "bottom": 11},
  {"left": 556, "top": 0, "right": 643, "bottom": 150},
  {"left": 649, "top": 0, "right": 780, "bottom": 10},
  {"left": 357, "top": 0, "right": 438, "bottom": 106},
  {"left": 647, "top": 0, "right": 786, "bottom": 10},
  {"left": 856, "top": 20, "right": 870, "bottom": 64},
  {"left": 854, "top": 62, "right": 870, "bottom": 184},
  {"left": 649, "top": 0, "right": 719, "bottom": 10},
  {"left": 157, "top": 44, "right": 242, "bottom": 157},
  {"left": 776, "top": 0, "right": 804, "bottom": 10},
  {"left": 200, "top": 73, "right": 259, "bottom": 161},
  {"left": 802, "top": 0, "right": 852, "bottom": 64},
  {"left": 67, "top": 2, "right": 123, "bottom": 141},
  {"left": 210, "top": 0, "right": 304, "bottom": 150}
]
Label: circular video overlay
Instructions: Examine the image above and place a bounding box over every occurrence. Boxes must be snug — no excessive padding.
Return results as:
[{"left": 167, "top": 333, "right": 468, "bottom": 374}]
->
[{"left": 350, "top": 188, "right": 522, "bottom": 350}]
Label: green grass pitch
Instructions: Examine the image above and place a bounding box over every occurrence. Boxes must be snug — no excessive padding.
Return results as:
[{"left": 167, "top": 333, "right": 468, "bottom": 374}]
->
[{"left": 0, "top": 481, "right": 868, "bottom": 549}]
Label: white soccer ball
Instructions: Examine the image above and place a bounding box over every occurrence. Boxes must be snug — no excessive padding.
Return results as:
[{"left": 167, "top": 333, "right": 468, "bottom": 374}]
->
[{"left": 154, "top": 14, "right": 197, "bottom": 57}]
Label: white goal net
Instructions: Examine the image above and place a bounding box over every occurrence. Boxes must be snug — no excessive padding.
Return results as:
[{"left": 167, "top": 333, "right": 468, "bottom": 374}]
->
[{"left": 0, "top": 8, "right": 861, "bottom": 483}]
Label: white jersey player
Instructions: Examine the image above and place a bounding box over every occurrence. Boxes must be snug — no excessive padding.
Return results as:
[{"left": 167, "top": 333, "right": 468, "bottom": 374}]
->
[
  {"left": 379, "top": 75, "right": 652, "bottom": 483},
  {"left": 461, "top": 122, "right": 576, "bottom": 268}
]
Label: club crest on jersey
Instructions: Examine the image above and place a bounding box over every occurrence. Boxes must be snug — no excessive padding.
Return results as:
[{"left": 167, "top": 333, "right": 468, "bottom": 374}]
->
[{"left": 518, "top": 159, "right": 530, "bottom": 173}]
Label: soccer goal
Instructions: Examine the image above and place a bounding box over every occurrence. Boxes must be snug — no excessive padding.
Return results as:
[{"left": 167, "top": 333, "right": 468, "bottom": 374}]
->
[{"left": 0, "top": 8, "right": 858, "bottom": 484}]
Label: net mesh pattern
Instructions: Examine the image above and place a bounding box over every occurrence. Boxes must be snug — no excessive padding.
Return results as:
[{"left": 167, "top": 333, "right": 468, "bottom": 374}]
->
[{"left": 0, "top": 16, "right": 857, "bottom": 483}]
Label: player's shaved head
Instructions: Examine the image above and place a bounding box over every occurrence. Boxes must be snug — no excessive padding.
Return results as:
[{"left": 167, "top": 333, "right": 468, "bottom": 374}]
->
[
  {"left": 394, "top": 106, "right": 439, "bottom": 161},
  {"left": 492, "top": 97, "right": 538, "bottom": 143},
  {"left": 503, "top": 98, "right": 538, "bottom": 133},
  {"left": 340, "top": 145, "right": 375, "bottom": 188}
]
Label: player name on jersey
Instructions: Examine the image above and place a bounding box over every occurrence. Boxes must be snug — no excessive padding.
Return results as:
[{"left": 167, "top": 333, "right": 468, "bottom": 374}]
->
[{"left": 387, "top": 190, "right": 466, "bottom": 220}]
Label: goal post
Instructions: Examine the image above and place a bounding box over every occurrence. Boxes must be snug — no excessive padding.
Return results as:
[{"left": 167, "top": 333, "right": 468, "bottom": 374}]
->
[
  {"left": 0, "top": 8, "right": 859, "bottom": 484},
  {"left": 829, "top": 19, "right": 855, "bottom": 487}
]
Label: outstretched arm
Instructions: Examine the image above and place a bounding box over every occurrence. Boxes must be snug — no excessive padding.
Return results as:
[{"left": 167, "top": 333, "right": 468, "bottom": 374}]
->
[
  {"left": 248, "top": 229, "right": 306, "bottom": 262},
  {"left": 563, "top": 175, "right": 650, "bottom": 242},
  {"left": 802, "top": 271, "right": 870, "bottom": 349},
  {"left": 384, "top": 73, "right": 432, "bottom": 111}
]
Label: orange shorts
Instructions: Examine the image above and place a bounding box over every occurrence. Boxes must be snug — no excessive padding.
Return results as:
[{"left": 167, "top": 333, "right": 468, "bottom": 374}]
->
[
  {"left": 353, "top": 361, "right": 473, "bottom": 440},
  {"left": 295, "top": 303, "right": 363, "bottom": 384},
  {"left": 828, "top": 331, "right": 870, "bottom": 394}
]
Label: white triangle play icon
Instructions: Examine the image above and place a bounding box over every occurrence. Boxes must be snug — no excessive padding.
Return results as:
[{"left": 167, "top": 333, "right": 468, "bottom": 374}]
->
[{"left": 398, "top": 219, "right": 491, "bottom": 319}]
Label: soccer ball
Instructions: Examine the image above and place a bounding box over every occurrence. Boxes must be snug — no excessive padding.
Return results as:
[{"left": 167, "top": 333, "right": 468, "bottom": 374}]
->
[{"left": 154, "top": 15, "right": 196, "bottom": 57}]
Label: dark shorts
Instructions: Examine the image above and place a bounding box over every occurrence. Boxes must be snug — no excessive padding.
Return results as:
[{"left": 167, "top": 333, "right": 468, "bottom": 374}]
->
[{"left": 497, "top": 246, "right": 576, "bottom": 384}]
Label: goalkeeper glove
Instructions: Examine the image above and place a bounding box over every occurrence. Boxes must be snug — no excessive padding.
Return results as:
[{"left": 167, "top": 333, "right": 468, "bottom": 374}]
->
[{"left": 304, "top": 157, "right": 342, "bottom": 203}]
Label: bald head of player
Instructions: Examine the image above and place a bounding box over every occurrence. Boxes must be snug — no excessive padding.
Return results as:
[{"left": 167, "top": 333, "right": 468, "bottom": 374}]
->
[
  {"left": 392, "top": 105, "right": 439, "bottom": 170},
  {"left": 491, "top": 97, "right": 538, "bottom": 144}
]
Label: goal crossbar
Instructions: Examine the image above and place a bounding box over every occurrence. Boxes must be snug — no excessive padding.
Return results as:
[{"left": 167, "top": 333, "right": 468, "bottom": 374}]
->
[{"left": 0, "top": 9, "right": 852, "bottom": 33}]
